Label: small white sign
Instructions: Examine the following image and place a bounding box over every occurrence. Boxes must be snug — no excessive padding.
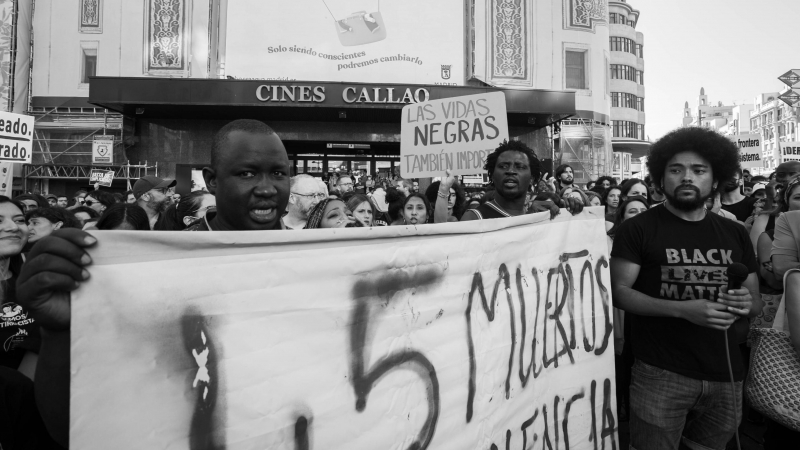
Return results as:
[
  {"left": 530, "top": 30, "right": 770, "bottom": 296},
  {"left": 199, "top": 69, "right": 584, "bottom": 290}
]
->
[
  {"left": 400, "top": 92, "right": 509, "bottom": 178},
  {"left": 0, "top": 111, "right": 34, "bottom": 164},
  {"left": 92, "top": 135, "right": 114, "bottom": 164},
  {"left": 89, "top": 169, "right": 114, "bottom": 187},
  {"left": 729, "top": 134, "right": 763, "bottom": 169},
  {"left": 781, "top": 141, "right": 800, "bottom": 162}
]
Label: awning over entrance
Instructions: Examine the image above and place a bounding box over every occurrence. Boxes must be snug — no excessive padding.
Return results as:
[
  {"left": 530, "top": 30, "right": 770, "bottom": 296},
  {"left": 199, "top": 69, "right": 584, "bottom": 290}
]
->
[{"left": 88, "top": 77, "right": 575, "bottom": 129}]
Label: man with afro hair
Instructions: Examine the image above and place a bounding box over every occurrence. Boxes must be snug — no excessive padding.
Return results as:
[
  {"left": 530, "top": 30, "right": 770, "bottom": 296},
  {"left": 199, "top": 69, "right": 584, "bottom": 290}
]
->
[{"left": 610, "top": 126, "right": 761, "bottom": 449}]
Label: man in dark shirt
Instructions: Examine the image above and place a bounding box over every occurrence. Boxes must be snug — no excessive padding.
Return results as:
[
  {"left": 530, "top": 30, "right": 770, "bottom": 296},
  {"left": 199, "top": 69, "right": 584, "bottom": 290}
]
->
[
  {"left": 14, "top": 119, "right": 290, "bottom": 445},
  {"left": 720, "top": 168, "right": 757, "bottom": 222},
  {"left": 433, "top": 140, "right": 582, "bottom": 221},
  {"left": 611, "top": 127, "right": 761, "bottom": 450}
]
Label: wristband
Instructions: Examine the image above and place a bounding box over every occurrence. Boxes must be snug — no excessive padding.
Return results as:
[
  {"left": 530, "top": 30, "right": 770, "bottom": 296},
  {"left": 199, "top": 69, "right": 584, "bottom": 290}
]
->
[{"left": 437, "top": 191, "right": 447, "bottom": 199}]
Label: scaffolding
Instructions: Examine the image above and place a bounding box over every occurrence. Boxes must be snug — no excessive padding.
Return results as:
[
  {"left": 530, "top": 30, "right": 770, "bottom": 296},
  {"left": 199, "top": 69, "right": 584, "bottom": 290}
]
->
[
  {"left": 557, "top": 118, "right": 612, "bottom": 183},
  {"left": 21, "top": 106, "right": 142, "bottom": 192}
]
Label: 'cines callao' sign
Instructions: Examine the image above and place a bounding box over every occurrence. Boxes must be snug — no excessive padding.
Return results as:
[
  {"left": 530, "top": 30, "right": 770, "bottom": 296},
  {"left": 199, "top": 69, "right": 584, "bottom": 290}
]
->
[{"left": 256, "top": 84, "right": 430, "bottom": 105}]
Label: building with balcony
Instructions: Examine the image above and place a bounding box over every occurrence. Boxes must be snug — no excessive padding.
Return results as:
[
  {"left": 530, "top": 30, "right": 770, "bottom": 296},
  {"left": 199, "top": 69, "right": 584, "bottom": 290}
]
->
[
  {"left": 608, "top": 0, "right": 647, "bottom": 180},
  {"left": 750, "top": 91, "right": 799, "bottom": 172}
]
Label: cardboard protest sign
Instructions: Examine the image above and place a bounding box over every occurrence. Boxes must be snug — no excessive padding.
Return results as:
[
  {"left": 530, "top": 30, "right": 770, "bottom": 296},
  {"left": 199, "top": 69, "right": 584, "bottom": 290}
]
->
[
  {"left": 92, "top": 135, "right": 114, "bottom": 164},
  {"left": 71, "top": 209, "right": 617, "bottom": 450},
  {"left": 781, "top": 141, "right": 800, "bottom": 162},
  {"left": 88, "top": 169, "right": 114, "bottom": 187},
  {"left": 0, "top": 111, "right": 33, "bottom": 164},
  {"left": 400, "top": 91, "right": 509, "bottom": 178},
  {"left": 729, "top": 134, "right": 763, "bottom": 169}
]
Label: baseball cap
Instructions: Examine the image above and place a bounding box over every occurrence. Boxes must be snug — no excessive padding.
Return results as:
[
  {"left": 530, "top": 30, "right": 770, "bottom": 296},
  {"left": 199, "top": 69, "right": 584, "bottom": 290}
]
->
[
  {"left": 44, "top": 194, "right": 58, "bottom": 201},
  {"left": 133, "top": 175, "right": 176, "bottom": 199},
  {"left": 752, "top": 182, "right": 766, "bottom": 194}
]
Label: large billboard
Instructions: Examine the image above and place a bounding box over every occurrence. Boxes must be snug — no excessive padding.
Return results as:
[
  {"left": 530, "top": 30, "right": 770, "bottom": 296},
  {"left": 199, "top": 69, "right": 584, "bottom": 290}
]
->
[{"left": 225, "top": 0, "right": 465, "bottom": 85}]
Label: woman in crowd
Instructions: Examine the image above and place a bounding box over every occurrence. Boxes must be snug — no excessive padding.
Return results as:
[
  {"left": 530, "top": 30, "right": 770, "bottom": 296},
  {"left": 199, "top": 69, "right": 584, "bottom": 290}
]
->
[
  {"left": 604, "top": 194, "right": 648, "bottom": 423},
  {"left": 155, "top": 191, "right": 216, "bottom": 231},
  {"left": 0, "top": 197, "right": 36, "bottom": 372},
  {"left": 83, "top": 190, "right": 117, "bottom": 216},
  {"left": 345, "top": 193, "right": 380, "bottom": 227},
  {"left": 71, "top": 206, "right": 99, "bottom": 228},
  {"left": 603, "top": 187, "right": 622, "bottom": 221},
  {"left": 26, "top": 207, "right": 79, "bottom": 246},
  {"left": 585, "top": 190, "right": 603, "bottom": 207},
  {"left": 96, "top": 204, "right": 150, "bottom": 231},
  {"left": 398, "top": 193, "right": 431, "bottom": 225},
  {"left": 763, "top": 187, "right": 800, "bottom": 446},
  {"left": 425, "top": 181, "right": 466, "bottom": 222},
  {"left": 595, "top": 175, "right": 617, "bottom": 190},
  {"left": 750, "top": 175, "right": 799, "bottom": 255},
  {"left": 385, "top": 187, "right": 406, "bottom": 226},
  {"left": 758, "top": 177, "right": 800, "bottom": 293},
  {"left": 304, "top": 198, "right": 354, "bottom": 229},
  {"left": 618, "top": 179, "right": 649, "bottom": 202},
  {"left": 606, "top": 195, "right": 649, "bottom": 243}
]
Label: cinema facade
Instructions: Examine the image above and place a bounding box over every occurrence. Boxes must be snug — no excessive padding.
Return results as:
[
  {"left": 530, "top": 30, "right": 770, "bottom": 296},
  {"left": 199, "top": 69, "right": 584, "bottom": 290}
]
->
[{"left": 15, "top": 0, "right": 614, "bottom": 195}]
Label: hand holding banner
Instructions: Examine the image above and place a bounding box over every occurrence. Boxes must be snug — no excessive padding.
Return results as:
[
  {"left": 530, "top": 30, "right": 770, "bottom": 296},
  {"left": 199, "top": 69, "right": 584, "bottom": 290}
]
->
[{"left": 70, "top": 210, "right": 617, "bottom": 450}]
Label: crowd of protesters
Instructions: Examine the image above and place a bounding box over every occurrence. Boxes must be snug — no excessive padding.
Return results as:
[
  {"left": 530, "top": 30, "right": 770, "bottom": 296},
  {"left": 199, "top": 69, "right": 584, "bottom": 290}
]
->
[{"left": 1, "top": 119, "right": 799, "bottom": 449}]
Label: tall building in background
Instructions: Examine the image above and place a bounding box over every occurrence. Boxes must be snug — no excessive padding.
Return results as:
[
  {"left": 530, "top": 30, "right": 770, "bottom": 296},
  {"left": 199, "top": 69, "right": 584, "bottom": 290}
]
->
[
  {"left": 750, "top": 92, "right": 799, "bottom": 172},
  {"left": 608, "top": 0, "right": 646, "bottom": 181},
  {"left": 20, "top": 0, "right": 620, "bottom": 194}
]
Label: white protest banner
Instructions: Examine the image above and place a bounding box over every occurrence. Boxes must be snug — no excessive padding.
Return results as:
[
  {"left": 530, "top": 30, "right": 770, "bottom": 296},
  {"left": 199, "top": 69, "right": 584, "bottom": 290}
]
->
[
  {"left": 88, "top": 169, "right": 114, "bottom": 187},
  {"left": 0, "top": 111, "right": 33, "bottom": 164},
  {"left": 781, "top": 141, "right": 800, "bottom": 162},
  {"left": 92, "top": 135, "right": 114, "bottom": 164},
  {"left": 729, "top": 134, "right": 763, "bottom": 169},
  {"left": 71, "top": 209, "right": 618, "bottom": 450},
  {"left": 400, "top": 92, "right": 509, "bottom": 178}
]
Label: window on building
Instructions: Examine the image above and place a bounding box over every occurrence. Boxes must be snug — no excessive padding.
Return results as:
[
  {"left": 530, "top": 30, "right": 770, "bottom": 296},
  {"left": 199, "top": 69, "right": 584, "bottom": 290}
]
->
[
  {"left": 82, "top": 52, "right": 97, "bottom": 84},
  {"left": 80, "top": 42, "right": 98, "bottom": 85},
  {"left": 565, "top": 50, "right": 586, "bottom": 89},
  {"left": 636, "top": 44, "right": 643, "bottom": 58},
  {"left": 612, "top": 120, "right": 643, "bottom": 139}
]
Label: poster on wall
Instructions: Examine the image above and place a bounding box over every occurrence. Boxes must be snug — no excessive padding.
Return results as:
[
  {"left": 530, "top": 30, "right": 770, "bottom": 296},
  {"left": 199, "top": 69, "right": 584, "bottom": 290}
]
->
[{"left": 225, "top": 0, "right": 464, "bottom": 85}]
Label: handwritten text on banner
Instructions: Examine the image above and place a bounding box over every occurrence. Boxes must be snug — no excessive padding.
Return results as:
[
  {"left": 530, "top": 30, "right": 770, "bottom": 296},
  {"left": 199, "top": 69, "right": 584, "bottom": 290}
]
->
[
  {"left": 400, "top": 92, "right": 509, "bottom": 178},
  {"left": 71, "top": 209, "right": 617, "bottom": 449}
]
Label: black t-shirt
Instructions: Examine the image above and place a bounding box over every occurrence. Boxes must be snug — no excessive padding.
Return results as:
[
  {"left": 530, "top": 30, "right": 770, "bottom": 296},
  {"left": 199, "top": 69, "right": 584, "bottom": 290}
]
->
[
  {"left": 611, "top": 204, "right": 757, "bottom": 381},
  {"left": 0, "top": 255, "right": 40, "bottom": 370},
  {"left": 720, "top": 196, "right": 757, "bottom": 222}
]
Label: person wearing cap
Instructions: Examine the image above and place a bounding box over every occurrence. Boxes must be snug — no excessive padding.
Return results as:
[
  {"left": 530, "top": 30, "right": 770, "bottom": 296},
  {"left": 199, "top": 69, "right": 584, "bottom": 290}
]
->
[
  {"left": 44, "top": 194, "right": 58, "bottom": 207},
  {"left": 751, "top": 182, "right": 767, "bottom": 201},
  {"left": 132, "top": 175, "right": 176, "bottom": 229}
]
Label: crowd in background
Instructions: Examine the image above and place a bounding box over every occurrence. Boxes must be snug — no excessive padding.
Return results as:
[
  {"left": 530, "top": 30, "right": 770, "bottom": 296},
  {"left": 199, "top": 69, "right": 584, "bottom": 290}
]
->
[{"left": 1, "top": 119, "right": 799, "bottom": 449}]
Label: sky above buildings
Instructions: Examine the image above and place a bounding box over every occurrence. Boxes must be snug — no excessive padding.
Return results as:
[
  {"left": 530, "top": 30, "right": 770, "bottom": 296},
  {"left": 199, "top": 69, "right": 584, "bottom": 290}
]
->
[{"left": 635, "top": 0, "right": 796, "bottom": 141}]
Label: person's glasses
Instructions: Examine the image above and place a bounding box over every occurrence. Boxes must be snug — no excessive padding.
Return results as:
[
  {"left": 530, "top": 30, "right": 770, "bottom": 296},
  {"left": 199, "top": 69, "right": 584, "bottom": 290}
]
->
[
  {"left": 293, "top": 192, "right": 327, "bottom": 200},
  {"left": 84, "top": 200, "right": 95, "bottom": 207},
  {"left": 339, "top": 183, "right": 354, "bottom": 187}
]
